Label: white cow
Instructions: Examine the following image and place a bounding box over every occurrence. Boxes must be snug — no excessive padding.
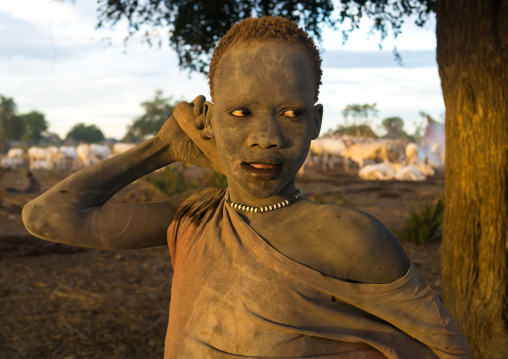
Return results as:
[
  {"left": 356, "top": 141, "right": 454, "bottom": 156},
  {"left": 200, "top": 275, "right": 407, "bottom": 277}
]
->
[
  {"left": 395, "top": 165, "right": 426, "bottom": 181},
  {"left": 1, "top": 157, "right": 22, "bottom": 170},
  {"left": 405, "top": 143, "right": 418, "bottom": 165},
  {"left": 7, "top": 148, "right": 23, "bottom": 159},
  {"left": 2, "top": 148, "right": 24, "bottom": 169},
  {"left": 76, "top": 144, "right": 92, "bottom": 168},
  {"left": 59, "top": 146, "right": 78, "bottom": 170},
  {"left": 112, "top": 142, "right": 136, "bottom": 155},
  {"left": 358, "top": 162, "right": 398, "bottom": 180},
  {"left": 45, "top": 146, "right": 63, "bottom": 170},
  {"left": 28, "top": 147, "right": 48, "bottom": 170},
  {"left": 321, "top": 138, "right": 346, "bottom": 170},
  {"left": 77, "top": 143, "right": 111, "bottom": 167},
  {"left": 383, "top": 139, "right": 406, "bottom": 163},
  {"left": 89, "top": 144, "right": 111, "bottom": 164},
  {"left": 341, "top": 141, "right": 389, "bottom": 170},
  {"left": 309, "top": 138, "right": 347, "bottom": 170},
  {"left": 416, "top": 161, "right": 435, "bottom": 177},
  {"left": 30, "top": 159, "right": 50, "bottom": 170}
]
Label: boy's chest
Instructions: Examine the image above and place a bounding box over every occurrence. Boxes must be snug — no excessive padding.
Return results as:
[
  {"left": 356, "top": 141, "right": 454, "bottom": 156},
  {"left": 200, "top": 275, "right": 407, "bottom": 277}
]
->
[{"left": 248, "top": 218, "right": 356, "bottom": 282}]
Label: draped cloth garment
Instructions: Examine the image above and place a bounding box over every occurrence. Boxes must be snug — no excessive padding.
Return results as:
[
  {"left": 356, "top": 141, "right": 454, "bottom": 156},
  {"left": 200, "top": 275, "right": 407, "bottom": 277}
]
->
[{"left": 165, "top": 188, "right": 470, "bottom": 358}]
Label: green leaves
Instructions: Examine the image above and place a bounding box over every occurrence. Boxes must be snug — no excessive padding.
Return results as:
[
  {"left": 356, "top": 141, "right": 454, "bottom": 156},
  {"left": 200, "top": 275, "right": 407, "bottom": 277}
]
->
[
  {"left": 123, "top": 90, "right": 178, "bottom": 142},
  {"left": 18, "top": 111, "right": 48, "bottom": 145},
  {"left": 398, "top": 195, "right": 444, "bottom": 245},
  {"left": 0, "top": 97, "right": 49, "bottom": 150},
  {"left": 94, "top": 0, "right": 434, "bottom": 74},
  {"left": 66, "top": 123, "right": 105, "bottom": 143},
  {"left": 0, "top": 96, "right": 18, "bottom": 152}
]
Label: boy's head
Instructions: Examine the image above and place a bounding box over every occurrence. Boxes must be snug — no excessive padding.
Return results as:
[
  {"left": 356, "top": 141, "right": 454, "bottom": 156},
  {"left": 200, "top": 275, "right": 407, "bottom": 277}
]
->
[
  {"left": 200, "top": 17, "right": 324, "bottom": 200},
  {"left": 208, "top": 16, "right": 322, "bottom": 103}
]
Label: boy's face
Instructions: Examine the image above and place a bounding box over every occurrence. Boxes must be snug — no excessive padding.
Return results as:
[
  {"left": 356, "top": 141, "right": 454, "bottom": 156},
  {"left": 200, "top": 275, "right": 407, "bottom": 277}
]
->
[{"left": 207, "top": 41, "right": 322, "bottom": 200}]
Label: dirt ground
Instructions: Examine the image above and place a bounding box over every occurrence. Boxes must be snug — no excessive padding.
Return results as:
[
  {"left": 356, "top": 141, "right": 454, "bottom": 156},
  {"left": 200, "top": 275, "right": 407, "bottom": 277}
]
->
[{"left": 0, "top": 163, "right": 444, "bottom": 359}]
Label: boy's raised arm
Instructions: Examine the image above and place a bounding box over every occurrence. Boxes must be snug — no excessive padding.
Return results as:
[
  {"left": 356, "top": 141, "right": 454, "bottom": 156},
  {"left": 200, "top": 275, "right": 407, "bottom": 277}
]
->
[{"left": 22, "top": 96, "right": 220, "bottom": 250}]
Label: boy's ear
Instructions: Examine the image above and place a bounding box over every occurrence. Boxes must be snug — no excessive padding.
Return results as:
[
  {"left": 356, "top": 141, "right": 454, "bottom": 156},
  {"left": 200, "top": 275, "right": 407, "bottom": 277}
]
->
[
  {"left": 203, "top": 101, "right": 215, "bottom": 139},
  {"left": 312, "top": 104, "right": 323, "bottom": 140}
]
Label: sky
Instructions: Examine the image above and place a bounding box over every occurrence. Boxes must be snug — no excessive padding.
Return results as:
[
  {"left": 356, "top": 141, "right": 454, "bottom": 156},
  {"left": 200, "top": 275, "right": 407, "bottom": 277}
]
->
[{"left": 1, "top": 1, "right": 443, "bottom": 140}]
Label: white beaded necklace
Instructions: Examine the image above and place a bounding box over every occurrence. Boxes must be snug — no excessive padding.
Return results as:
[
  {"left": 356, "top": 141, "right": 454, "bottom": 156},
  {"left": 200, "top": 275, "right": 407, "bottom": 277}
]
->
[{"left": 225, "top": 188, "right": 302, "bottom": 213}]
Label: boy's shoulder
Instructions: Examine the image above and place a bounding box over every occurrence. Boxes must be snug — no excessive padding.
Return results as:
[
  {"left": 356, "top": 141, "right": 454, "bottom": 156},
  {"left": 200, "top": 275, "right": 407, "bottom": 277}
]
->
[
  {"left": 297, "top": 199, "right": 388, "bottom": 240},
  {"left": 297, "top": 200, "right": 410, "bottom": 284}
]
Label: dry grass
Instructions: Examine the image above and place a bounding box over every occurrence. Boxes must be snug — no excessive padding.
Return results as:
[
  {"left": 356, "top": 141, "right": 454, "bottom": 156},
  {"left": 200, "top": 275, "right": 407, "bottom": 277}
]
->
[{"left": 0, "top": 239, "right": 172, "bottom": 359}]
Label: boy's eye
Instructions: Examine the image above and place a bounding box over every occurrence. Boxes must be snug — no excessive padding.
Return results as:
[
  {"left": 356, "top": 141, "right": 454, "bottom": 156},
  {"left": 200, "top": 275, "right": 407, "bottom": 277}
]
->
[
  {"left": 282, "top": 109, "right": 303, "bottom": 118},
  {"left": 230, "top": 109, "right": 252, "bottom": 117}
]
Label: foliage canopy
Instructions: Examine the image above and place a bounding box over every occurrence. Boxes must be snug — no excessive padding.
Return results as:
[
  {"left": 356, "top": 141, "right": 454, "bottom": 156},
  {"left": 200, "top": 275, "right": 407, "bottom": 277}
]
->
[
  {"left": 0, "top": 96, "right": 50, "bottom": 151},
  {"left": 342, "top": 103, "right": 378, "bottom": 126},
  {"left": 96, "top": 0, "right": 435, "bottom": 74},
  {"left": 66, "top": 123, "right": 105, "bottom": 143},
  {"left": 123, "top": 90, "right": 178, "bottom": 142},
  {"left": 18, "top": 111, "right": 48, "bottom": 145},
  {"left": 0, "top": 96, "right": 18, "bottom": 153}
]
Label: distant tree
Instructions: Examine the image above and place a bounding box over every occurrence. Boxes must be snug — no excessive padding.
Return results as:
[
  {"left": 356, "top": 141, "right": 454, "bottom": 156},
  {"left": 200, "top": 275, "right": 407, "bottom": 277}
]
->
[
  {"left": 382, "top": 116, "right": 403, "bottom": 134},
  {"left": 382, "top": 116, "right": 420, "bottom": 142},
  {"left": 0, "top": 96, "right": 18, "bottom": 153},
  {"left": 40, "top": 132, "right": 62, "bottom": 145},
  {"left": 8, "top": 116, "right": 26, "bottom": 142},
  {"left": 18, "top": 111, "right": 48, "bottom": 146},
  {"left": 381, "top": 116, "right": 404, "bottom": 138},
  {"left": 121, "top": 129, "right": 139, "bottom": 144},
  {"left": 342, "top": 103, "right": 378, "bottom": 126},
  {"left": 66, "top": 123, "right": 105, "bottom": 143},
  {"left": 341, "top": 103, "right": 379, "bottom": 137},
  {"left": 334, "top": 124, "right": 378, "bottom": 138},
  {"left": 123, "top": 90, "right": 178, "bottom": 142}
]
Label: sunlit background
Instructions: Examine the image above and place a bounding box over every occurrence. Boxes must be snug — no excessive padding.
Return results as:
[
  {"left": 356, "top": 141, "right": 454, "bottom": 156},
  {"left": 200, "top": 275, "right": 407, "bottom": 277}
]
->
[{"left": 1, "top": 0, "right": 442, "bottom": 140}]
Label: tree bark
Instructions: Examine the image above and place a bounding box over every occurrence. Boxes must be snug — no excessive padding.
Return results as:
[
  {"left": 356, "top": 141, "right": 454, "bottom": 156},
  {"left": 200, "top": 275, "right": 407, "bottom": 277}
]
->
[{"left": 436, "top": 0, "right": 508, "bottom": 357}]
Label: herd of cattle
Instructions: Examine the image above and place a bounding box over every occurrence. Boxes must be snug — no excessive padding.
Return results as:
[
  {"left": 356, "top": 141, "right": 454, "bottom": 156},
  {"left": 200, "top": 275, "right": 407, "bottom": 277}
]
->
[
  {"left": 303, "top": 135, "right": 444, "bottom": 181},
  {"left": 1, "top": 136, "right": 443, "bottom": 182},
  {"left": 0, "top": 143, "right": 136, "bottom": 171}
]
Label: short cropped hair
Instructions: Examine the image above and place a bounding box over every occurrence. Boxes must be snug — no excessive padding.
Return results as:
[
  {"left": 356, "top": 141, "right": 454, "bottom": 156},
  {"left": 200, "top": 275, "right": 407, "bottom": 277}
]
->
[{"left": 208, "top": 16, "right": 322, "bottom": 102}]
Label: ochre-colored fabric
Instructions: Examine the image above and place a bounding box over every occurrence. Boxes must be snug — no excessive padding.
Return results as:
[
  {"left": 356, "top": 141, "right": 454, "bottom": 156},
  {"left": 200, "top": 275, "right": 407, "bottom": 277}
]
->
[{"left": 165, "top": 188, "right": 470, "bottom": 358}]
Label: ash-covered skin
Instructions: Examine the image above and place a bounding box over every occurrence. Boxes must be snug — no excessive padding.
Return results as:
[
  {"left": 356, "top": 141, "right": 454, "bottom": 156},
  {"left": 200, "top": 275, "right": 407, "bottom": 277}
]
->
[
  {"left": 204, "top": 41, "right": 322, "bottom": 207},
  {"left": 188, "top": 40, "right": 409, "bottom": 284},
  {"left": 22, "top": 37, "right": 409, "bottom": 285}
]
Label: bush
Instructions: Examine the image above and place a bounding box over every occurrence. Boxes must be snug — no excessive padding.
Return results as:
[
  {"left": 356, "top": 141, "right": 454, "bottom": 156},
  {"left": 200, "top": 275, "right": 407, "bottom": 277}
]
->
[
  {"left": 144, "top": 166, "right": 200, "bottom": 197},
  {"left": 398, "top": 196, "right": 444, "bottom": 245},
  {"left": 205, "top": 171, "right": 228, "bottom": 188},
  {"left": 144, "top": 166, "right": 228, "bottom": 198}
]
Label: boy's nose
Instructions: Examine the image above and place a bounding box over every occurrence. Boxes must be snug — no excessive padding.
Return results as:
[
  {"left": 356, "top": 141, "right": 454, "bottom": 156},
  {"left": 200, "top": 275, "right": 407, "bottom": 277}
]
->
[{"left": 246, "top": 118, "right": 283, "bottom": 149}]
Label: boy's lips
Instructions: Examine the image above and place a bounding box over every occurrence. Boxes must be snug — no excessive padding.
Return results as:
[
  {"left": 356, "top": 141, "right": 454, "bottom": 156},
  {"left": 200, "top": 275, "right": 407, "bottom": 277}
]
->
[{"left": 241, "top": 162, "right": 283, "bottom": 180}]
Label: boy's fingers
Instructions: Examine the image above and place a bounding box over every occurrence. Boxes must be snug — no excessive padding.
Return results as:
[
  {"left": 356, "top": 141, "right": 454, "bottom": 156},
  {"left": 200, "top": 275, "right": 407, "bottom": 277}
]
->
[
  {"left": 174, "top": 102, "right": 210, "bottom": 144},
  {"left": 191, "top": 95, "right": 206, "bottom": 115},
  {"left": 171, "top": 119, "right": 214, "bottom": 169},
  {"left": 200, "top": 130, "right": 209, "bottom": 140},
  {"left": 174, "top": 102, "right": 226, "bottom": 174},
  {"left": 174, "top": 101, "right": 196, "bottom": 128},
  {"left": 195, "top": 114, "right": 205, "bottom": 131}
]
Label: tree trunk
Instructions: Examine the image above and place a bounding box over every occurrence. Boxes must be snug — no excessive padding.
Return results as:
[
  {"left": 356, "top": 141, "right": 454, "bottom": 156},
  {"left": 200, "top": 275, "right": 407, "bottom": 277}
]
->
[{"left": 436, "top": 0, "right": 508, "bottom": 357}]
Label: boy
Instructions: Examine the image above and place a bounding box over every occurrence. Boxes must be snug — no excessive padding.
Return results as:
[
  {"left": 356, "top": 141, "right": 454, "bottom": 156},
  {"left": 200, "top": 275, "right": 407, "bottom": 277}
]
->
[{"left": 23, "top": 17, "right": 470, "bottom": 358}]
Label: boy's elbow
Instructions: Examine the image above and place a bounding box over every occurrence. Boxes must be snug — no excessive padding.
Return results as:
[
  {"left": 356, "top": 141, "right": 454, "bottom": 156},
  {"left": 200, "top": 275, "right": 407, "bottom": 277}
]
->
[
  {"left": 23, "top": 199, "right": 48, "bottom": 239},
  {"left": 22, "top": 199, "right": 63, "bottom": 242}
]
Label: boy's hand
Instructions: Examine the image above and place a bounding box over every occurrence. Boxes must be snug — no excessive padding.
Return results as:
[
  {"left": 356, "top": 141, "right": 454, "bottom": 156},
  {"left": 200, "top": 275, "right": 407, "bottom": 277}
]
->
[{"left": 157, "top": 96, "right": 225, "bottom": 174}]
